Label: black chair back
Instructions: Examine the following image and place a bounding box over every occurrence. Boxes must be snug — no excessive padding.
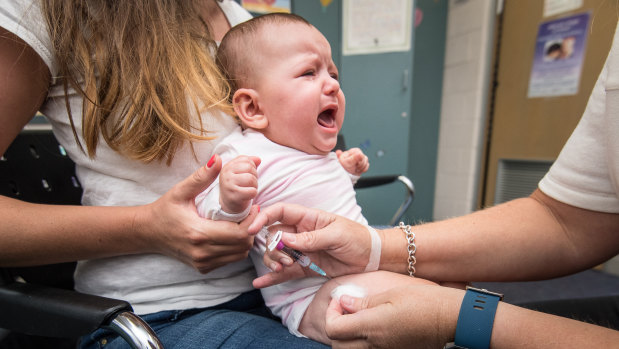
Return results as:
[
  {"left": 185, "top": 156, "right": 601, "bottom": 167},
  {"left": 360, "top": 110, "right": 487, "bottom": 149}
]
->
[{"left": 0, "top": 129, "right": 82, "bottom": 288}]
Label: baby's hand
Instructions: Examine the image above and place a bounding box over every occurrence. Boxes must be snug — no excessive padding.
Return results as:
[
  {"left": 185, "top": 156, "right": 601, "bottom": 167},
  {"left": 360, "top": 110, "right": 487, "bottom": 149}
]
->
[
  {"left": 336, "top": 148, "right": 369, "bottom": 176},
  {"left": 219, "top": 155, "right": 261, "bottom": 214}
]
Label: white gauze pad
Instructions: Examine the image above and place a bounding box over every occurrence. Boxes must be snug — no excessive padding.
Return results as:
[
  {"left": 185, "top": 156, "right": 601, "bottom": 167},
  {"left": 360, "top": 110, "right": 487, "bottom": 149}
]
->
[{"left": 330, "top": 283, "right": 368, "bottom": 303}]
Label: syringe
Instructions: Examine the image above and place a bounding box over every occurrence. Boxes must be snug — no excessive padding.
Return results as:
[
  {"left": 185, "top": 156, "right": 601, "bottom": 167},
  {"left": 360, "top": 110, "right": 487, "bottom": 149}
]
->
[{"left": 264, "top": 230, "right": 330, "bottom": 279}]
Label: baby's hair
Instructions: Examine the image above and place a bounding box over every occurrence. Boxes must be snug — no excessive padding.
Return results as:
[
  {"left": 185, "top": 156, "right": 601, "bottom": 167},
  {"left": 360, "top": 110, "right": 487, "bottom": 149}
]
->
[{"left": 216, "top": 13, "right": 312, "bottom": 96}]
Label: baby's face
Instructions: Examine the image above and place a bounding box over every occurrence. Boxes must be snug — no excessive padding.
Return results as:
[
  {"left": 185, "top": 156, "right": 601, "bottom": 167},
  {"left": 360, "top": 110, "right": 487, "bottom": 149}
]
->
[{"left": 252, "top": 22, "right": 345, "bottom": 155}]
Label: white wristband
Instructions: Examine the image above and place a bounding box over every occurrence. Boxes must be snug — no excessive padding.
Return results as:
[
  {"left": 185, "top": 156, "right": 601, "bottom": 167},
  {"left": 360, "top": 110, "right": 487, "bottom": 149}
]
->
[
  {"left": 207, "top": 202, "right": 252, "bottom": 222},
  {"left": 364, "top": 226, "right": 382, "bottom": 272}
]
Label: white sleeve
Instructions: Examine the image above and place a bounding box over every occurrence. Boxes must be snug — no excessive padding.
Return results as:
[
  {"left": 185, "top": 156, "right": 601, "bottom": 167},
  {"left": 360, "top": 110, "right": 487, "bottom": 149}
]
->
[
  {"left": 538, "top": 26, "right": 619, "bottom": 213},
  {"left": 0, "top": 0, "right": 56, "bottom": 78},
  {"left": 218, "top": 0, "right": 253, "bottom": 27},
  {"left": 348, "top": 172, "right": 361, "bottom": 185}
]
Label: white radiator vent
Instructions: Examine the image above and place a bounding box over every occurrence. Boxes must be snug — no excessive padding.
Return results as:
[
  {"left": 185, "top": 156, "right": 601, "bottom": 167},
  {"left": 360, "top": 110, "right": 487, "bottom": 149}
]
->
[{"left": 494, "top": 159, "right": 553, "bottom": 204}]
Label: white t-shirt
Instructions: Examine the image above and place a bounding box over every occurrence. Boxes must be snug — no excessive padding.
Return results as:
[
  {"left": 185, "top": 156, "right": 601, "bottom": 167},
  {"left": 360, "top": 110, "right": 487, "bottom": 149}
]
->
[
  {"left": 0, "top": 0, "right": 256, "bottom": 314},
  {"left": 539, "top": 22, "right": 619, "bottom": 214}
]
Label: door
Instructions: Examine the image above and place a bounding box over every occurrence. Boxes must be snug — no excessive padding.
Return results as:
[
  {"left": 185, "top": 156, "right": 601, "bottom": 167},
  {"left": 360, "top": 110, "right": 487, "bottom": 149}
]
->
[{"left": 480, "top": 0, "right": 617, "bottom": 207}]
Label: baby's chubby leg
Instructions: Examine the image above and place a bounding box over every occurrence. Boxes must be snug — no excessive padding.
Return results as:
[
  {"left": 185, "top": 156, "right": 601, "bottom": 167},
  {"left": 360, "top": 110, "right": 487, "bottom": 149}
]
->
[{"left": 299, "top": 271, "right": 436, "bottom": 344}]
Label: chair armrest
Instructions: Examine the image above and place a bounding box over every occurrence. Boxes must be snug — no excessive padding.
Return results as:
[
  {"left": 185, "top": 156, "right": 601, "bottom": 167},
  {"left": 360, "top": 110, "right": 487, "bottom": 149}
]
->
[
  {"left": 106, "top": 311, "right": 164, "bottom": 349},
  {"left": 355, "top": 175, "right": 415, "bottom": 226},
  {"left": 0, "top": 282, "right": 163, "bottom": 348}
]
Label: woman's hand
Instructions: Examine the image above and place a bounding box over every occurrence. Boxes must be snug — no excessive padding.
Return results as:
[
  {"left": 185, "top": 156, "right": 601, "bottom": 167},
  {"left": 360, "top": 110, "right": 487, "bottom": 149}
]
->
[
  {"left": 136, "top": 155, "right": 258, "bottom": 274},
  {"left": 248, "top": 203, "right": 373, "bottom": 288},
  {"left": 325, "top": 284, "right": 463, "bottom": 348}
]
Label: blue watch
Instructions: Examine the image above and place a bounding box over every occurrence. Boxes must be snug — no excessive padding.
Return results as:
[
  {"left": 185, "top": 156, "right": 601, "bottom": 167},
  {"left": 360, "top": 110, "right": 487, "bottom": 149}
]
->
[{"left": 444, "top": 286, "right": 504, "bottom": 349}]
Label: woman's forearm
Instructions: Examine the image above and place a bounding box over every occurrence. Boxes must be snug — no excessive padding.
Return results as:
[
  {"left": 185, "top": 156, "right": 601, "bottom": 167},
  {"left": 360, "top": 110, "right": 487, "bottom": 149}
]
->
[
  {"left": 0, "top": 195, "right": 146, "bottom": 266},
  {"left": 491, "top": 300, "right": 619, "bottom": 348},
  {"left": 379, "top": 190, "right": 619, "bottom": 282},
  {"left": 377, "top": 196, "right": 560, "bottom": 280},
  {"left": 1, "top": 171, "right": 260, "bottom": 274},
  {"left": 414, "top": 194, "right": 567, "bottom": 281}
]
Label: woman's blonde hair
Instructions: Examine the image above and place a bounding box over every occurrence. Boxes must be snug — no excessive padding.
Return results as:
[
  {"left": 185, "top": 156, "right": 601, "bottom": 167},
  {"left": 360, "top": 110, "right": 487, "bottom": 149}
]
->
[{"left": 41, "top": 0, "right": 234, "bottom": 164}]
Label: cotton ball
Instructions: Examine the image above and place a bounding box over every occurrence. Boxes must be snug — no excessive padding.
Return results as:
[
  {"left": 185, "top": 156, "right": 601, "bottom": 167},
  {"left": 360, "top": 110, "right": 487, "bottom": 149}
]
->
[{"left": 330, "top": 283, "right": 367, "bottom": 303}]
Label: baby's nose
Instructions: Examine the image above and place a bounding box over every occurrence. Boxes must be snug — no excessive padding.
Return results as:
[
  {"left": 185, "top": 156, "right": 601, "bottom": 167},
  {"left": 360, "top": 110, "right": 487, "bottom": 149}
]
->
[{"left": 323, "top": 76, "right": 340, "bottom": 95}]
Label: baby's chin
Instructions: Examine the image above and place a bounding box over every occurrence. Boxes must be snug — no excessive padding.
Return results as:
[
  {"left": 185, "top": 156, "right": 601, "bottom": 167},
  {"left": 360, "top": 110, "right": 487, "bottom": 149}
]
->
[
  {"left": 307, "top": 147, "right": 333, "bottom": 156},
  {"left": 269, "top": 139, "right": 333, "bottom": 155},
  {"left": 313, "top": 141, "right": 338, "bottom": 155},
  {"left": 268, "top": 133, "right": 338, "bottom": 155},
  {"left": 299, "top": 145, "right": 334, "bottom": 156}
]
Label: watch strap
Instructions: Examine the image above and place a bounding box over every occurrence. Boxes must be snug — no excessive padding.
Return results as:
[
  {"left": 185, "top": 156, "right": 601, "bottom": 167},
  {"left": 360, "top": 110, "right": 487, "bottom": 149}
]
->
[{"left": 453, "top": 286, "right": 503, "bottom": 349}]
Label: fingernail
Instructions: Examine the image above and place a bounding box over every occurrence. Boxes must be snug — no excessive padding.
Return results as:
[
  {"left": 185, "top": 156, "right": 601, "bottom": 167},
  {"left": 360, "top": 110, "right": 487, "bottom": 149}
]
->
[
  {"left": 340, "top": 295, "right": 354, "bottom": 307},
  {"left": 280, "top": 257, "right": 293, "bottom": 266},
  {"left": 207, "top": 155, "right": 216, "bottom": 168},
  {"left": 283, "top": 234, "right": 295, "bottom": 243},
  {"left": 257, "top": 205, "right": 260, "bottom": 213},
  {"left": 269, "top": 262, "right": 279, "bottom": 272}
]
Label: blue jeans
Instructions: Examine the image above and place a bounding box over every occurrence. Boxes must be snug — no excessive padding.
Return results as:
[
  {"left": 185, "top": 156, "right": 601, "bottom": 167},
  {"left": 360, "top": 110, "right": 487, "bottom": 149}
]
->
[{"left": 79, "top": 290, "right": 328, "bottom": 349}]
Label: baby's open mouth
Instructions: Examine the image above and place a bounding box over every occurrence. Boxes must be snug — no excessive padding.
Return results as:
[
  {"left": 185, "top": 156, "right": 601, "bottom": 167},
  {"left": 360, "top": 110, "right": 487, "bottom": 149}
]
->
[{"left": 317, "top": 108, "right": 337, "bottom": 128}]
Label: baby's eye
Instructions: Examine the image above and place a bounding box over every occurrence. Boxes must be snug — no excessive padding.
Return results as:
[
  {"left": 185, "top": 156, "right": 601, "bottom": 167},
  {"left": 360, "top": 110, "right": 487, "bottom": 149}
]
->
[
  {"left": 301, "top": 70, "right": 315, "bottom": 77},
  {"left": 330, "top": 73, "right": 339, "bottom": 81}
]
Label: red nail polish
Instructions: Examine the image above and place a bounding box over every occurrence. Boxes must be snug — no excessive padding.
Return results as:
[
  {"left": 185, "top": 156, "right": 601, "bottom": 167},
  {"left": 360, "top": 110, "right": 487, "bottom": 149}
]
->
[
  {"left": 207, "top": 155, "right": 216, "bottom": 168},
  {"left": 257, "top": 205, "right": 261, "bottom": 213}
]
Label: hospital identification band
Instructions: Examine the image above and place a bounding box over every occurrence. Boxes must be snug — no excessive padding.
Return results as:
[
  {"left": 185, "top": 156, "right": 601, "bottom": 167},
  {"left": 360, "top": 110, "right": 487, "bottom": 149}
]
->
[{"left": 445, "top": 286, "right": 503, "bottom": 349}]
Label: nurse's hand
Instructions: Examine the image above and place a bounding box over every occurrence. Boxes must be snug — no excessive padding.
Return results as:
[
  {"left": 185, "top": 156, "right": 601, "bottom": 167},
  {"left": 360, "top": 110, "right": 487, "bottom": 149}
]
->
[
  {"left": 325, "top": 283, "right": 462, "bottom": 348},
  {"left": 248, "top": 203, "right": 372, "bottom": 288}
]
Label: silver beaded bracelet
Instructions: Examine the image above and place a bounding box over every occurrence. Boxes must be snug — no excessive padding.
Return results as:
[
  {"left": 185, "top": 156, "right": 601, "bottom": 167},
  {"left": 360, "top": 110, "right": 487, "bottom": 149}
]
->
[{"left": 399, "top": 222, "right": 416, "bottom": 276}]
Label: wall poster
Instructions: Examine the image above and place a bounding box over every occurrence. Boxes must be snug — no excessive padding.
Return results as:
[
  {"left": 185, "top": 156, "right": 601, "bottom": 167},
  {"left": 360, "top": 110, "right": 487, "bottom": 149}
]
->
[{"left": 527, "top": 12, "right": 590, "bottom": 98}]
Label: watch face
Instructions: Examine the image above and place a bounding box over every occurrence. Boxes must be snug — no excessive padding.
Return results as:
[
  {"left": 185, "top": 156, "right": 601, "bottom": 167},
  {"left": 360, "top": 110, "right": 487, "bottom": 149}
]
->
[{"left": 443, "top": 343, "right": 467, "bottom": 349}]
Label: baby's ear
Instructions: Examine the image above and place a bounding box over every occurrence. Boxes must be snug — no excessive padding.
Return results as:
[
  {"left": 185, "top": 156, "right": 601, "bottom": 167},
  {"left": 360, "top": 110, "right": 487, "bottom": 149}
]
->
[{"left": 233, "top": 88, "right": 268, "bottom": 130}]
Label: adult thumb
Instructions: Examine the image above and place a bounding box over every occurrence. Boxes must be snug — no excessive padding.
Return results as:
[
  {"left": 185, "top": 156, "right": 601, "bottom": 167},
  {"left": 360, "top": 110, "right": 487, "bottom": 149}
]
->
[
  {"left": 339, "top": 287, "right": 396, "bottom": 315},
  {"left": 338, "top": 294, "right": 370, "bottom": 314},
  {"left": 325, "top": 298, "right": 365, "bottom": 340},
  {"left": 175, "top": 154, "right": 222, "bottom": 201}
]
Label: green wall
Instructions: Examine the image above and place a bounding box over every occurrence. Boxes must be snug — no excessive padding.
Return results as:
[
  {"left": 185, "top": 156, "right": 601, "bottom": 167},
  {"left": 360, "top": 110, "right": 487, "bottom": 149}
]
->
[
  {"left": 295, "top": 1, "right": 412, "bottom": 225},
  {"left": 404, "top": 0, "right": 447, "bottom": 223},
  {"left": 285, "top": 1, "right": 446, "bottom": 225}
]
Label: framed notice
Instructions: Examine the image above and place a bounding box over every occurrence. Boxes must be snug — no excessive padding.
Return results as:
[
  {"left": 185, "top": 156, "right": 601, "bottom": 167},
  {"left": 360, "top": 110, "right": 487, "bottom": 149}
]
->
[{"left": 342, "top": 0, "right": 412, "bottom": 56}]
